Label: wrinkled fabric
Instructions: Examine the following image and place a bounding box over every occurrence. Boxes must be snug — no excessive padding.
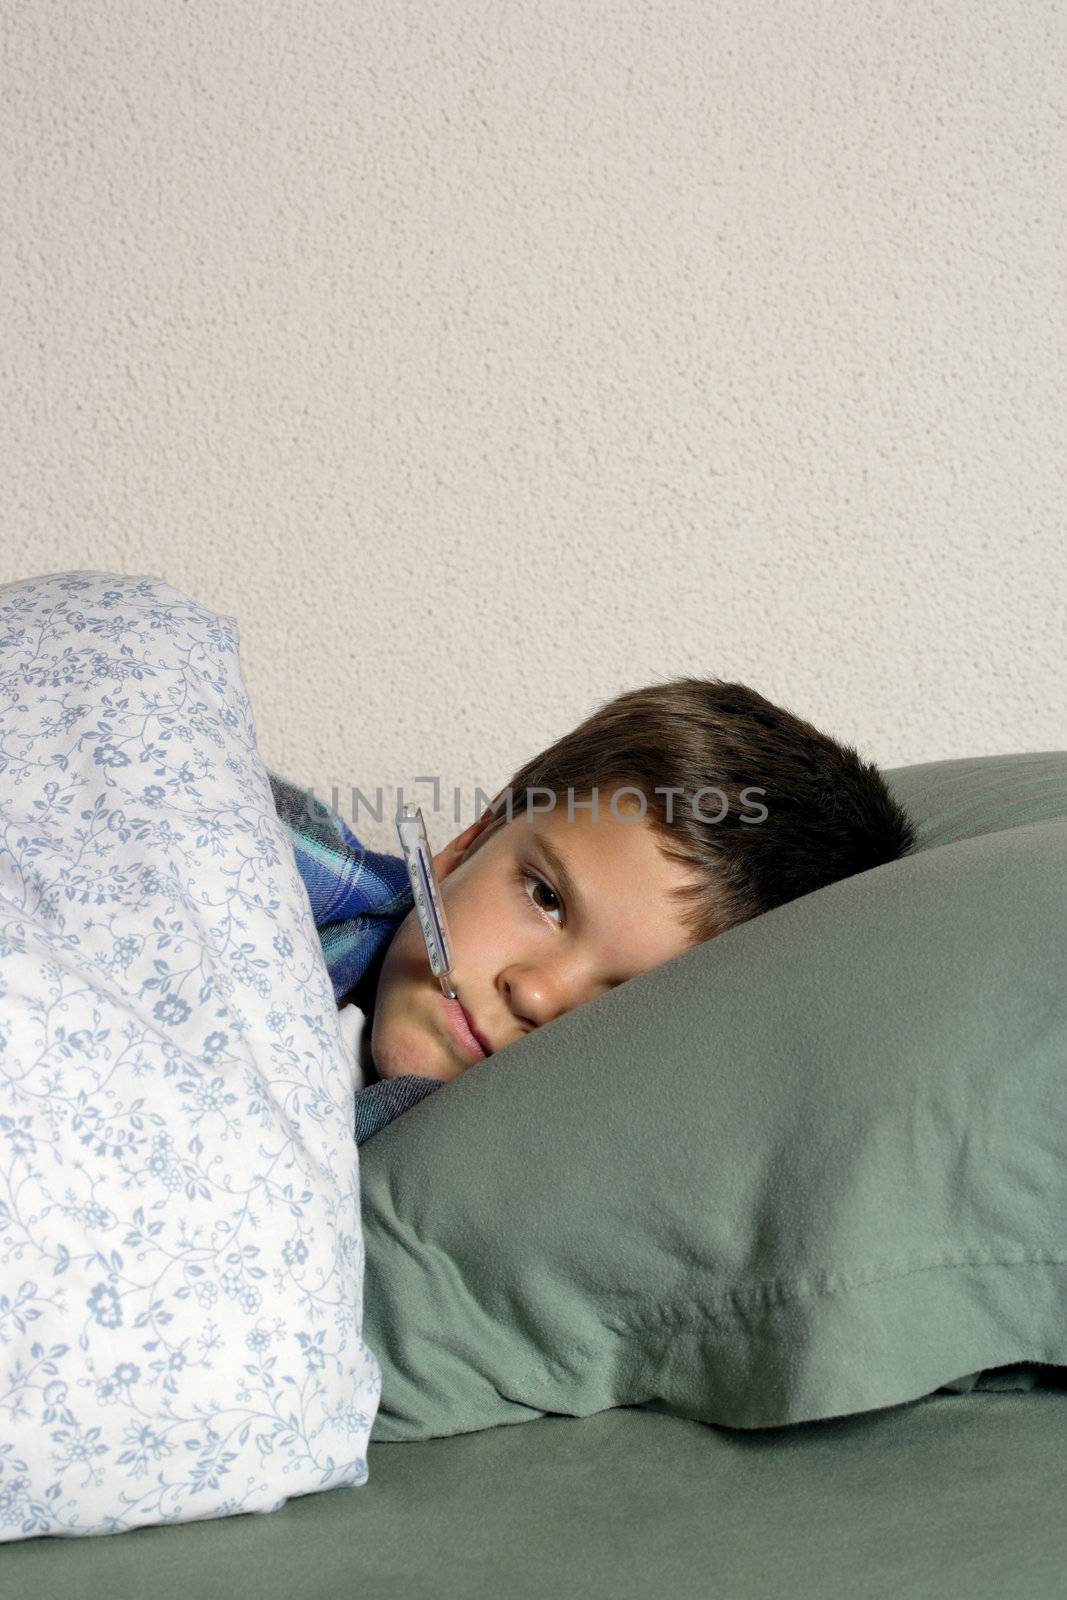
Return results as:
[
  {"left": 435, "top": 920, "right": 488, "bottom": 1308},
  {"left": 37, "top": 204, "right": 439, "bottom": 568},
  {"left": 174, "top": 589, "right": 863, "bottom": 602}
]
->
[{"left": 0, "top": 571, "right": 381, "bottom": 1538}]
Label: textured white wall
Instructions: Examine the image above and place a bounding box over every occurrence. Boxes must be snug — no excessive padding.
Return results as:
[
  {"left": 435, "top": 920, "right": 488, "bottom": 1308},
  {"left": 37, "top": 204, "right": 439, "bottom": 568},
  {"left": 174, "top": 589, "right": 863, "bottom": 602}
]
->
[{"left": 2, "top": 1, "right": 1063, "bottom": 854}]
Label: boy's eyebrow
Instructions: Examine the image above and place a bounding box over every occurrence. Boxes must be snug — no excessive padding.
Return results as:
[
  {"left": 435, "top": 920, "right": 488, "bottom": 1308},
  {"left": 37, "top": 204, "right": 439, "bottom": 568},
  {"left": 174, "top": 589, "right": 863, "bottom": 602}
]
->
[{"left": 530, "top": 830, "right": 585, "bottom": 924}]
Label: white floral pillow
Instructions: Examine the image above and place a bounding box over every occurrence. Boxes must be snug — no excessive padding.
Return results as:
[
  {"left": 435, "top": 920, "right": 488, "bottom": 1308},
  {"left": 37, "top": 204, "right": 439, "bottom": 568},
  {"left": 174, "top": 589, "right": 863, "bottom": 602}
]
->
[{"left": 0, "top": 570, "right": 380, "bottom": 1541}]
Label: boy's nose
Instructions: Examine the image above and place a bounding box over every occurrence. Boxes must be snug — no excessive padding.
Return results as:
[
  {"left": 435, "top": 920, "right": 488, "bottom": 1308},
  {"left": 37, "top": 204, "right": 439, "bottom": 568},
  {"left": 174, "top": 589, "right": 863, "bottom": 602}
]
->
[{"left": 499, "top": 964, "right": 587, "bottom": 1031}]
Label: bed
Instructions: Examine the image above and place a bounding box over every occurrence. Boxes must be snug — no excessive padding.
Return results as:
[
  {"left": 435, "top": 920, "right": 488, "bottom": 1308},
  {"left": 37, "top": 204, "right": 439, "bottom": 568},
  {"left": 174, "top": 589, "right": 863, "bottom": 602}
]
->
[
  {"left": 5, "top": 1380, "right": 1067, "bottom": 1599},
  {"left": 2, "top": 570, "right": 1065, "bottom": 1597}
]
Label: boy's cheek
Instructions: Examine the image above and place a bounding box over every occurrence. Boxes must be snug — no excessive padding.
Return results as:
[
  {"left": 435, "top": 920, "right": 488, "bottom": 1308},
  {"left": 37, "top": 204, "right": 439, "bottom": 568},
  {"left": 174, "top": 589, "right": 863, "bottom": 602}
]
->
[
  {"left": 371, "top": 920, "right": 460, "bottom": 1081},
  {"left": 384, "top": 908, "right": 433, "bottom": 978}
]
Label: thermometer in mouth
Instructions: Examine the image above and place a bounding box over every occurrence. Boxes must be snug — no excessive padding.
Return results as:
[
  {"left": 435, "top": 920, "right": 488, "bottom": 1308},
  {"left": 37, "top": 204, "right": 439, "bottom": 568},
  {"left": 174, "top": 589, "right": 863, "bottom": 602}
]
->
[{"left": 395, "top": 803, "right": 459, "bottom": 1000}]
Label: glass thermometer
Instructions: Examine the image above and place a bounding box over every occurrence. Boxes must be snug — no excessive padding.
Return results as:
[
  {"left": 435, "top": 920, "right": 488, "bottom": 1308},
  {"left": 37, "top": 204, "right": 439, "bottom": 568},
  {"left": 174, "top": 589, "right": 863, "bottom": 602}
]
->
[{"left": 395, "top": 804, "right": 459, "bottom": 1000}]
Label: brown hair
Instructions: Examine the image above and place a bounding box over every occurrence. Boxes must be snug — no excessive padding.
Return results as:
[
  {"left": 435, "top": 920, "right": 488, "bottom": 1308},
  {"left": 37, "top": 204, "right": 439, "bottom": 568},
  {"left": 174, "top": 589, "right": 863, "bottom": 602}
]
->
[{"left": 468, "top": 676, "right": 916, "bottom": 943}]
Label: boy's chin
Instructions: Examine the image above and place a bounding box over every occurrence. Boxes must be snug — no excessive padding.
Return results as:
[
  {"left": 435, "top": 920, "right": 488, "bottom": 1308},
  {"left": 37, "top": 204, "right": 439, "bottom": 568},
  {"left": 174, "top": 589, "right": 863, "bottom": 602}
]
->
[{"left": 370, "top": 1017, "right": 447, "bottom": 1082}]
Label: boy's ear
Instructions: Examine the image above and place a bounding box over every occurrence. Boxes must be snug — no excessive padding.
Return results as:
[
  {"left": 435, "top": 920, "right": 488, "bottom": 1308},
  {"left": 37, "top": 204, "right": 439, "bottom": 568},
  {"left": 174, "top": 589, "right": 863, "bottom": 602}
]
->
[{"left": 432, "top": 796, "right": 504, "bottom": 882}]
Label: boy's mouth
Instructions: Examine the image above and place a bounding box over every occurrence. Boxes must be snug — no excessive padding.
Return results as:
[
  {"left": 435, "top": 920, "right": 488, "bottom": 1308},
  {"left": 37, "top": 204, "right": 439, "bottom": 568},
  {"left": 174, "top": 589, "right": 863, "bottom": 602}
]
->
[{"left": 440, "top": 994, "right": 489, "bottom": 1061}]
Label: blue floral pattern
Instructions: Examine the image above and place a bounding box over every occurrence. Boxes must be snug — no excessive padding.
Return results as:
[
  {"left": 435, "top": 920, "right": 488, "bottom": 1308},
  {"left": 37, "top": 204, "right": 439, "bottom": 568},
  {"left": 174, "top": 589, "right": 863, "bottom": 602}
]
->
[{"left": 0, "top": 571, "right": 380, "bottom": 1541}]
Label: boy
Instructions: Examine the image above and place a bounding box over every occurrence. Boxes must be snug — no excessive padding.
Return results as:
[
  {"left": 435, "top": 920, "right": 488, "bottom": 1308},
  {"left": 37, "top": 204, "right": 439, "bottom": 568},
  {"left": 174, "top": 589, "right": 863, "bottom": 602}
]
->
[{"left": 270, "top": 676, "right": 915, "bottom": 1142}]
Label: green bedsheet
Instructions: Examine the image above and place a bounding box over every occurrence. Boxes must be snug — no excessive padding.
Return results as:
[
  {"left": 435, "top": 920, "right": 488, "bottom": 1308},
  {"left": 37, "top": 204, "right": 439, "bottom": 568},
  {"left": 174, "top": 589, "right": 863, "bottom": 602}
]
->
[{"left": 6, "top": 1382, "right": 1066, "bottom": 1599}]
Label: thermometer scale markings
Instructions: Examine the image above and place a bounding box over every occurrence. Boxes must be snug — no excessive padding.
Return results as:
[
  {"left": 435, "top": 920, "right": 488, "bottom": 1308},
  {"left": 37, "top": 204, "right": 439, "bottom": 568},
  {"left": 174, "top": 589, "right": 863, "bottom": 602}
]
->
[
  {"left": 396, "top": 804, "right": 457, "bottom": 996},
  {"left": 414, "top": 847, "right": 448, "bottom": 973}
]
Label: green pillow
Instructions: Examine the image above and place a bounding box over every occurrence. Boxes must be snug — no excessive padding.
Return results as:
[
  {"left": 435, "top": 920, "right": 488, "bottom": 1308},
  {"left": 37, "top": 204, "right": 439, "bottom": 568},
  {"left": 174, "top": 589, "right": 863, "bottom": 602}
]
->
[{"left": 360, "top": 751, "right": 1067, "bottom": 1440}]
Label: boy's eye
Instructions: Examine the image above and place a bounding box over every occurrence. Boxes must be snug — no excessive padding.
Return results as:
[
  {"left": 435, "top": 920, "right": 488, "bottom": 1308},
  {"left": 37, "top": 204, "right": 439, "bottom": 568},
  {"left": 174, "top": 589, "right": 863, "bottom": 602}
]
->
[{"left": 519, "top": 867, "right": 564, "bottom": 927}]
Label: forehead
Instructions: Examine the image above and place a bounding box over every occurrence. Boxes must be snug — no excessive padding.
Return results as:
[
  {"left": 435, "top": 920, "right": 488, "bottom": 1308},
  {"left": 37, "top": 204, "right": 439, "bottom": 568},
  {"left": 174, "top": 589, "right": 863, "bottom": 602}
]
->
[{"left": 515, "top": 797, "right": 700, "bottom": 980}]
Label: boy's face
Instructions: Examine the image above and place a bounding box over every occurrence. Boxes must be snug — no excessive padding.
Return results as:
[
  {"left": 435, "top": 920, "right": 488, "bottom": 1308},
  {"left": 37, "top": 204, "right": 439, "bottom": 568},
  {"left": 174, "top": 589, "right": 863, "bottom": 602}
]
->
[{"left": 368, "top": 788, "right": 703, "bottom": 1083}]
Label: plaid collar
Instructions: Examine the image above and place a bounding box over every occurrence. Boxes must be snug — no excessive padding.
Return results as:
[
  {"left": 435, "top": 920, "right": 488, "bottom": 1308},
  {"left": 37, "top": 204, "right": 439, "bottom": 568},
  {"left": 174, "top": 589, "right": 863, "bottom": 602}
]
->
[{"left": 267, "top": 770, "right": 414, "bottom": 1007}]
